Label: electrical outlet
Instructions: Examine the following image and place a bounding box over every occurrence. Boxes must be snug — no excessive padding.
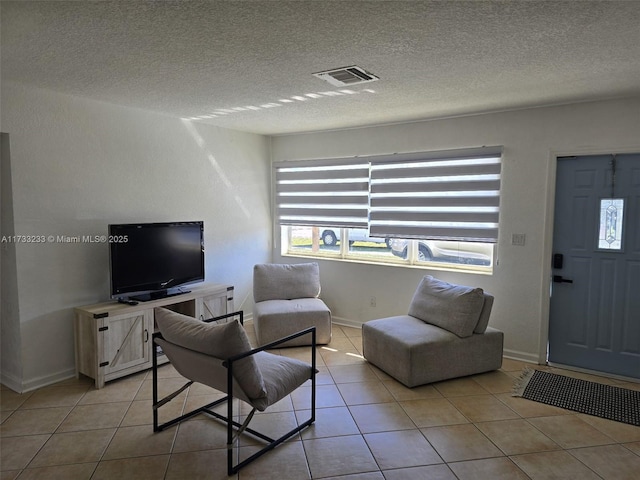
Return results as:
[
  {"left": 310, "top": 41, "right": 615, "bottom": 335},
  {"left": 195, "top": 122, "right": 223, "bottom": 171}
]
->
[
  {"left": 370, "top": 296, "right": 376, "bottom": 307},
  {"left": 512, "top": 233, "right": 526, "bottom": 246}
]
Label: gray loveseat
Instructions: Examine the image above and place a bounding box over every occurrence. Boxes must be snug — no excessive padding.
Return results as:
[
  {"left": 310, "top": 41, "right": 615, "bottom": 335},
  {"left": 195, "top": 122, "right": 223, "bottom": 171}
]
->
[{"left": 362, "top": 275, "right": 503, "bottom": 387}]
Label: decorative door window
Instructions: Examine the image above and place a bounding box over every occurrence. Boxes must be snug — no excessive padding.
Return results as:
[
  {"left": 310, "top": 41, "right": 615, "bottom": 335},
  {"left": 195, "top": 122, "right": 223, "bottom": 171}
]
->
[{"left": 598, "top": 198, "right": 624, "bottom": 250}]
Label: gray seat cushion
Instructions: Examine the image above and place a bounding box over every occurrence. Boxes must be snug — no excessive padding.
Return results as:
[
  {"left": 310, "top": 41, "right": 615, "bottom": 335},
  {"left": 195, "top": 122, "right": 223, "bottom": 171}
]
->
[
  {"left": 254, "top": 351, "right": 313, "bottom": 408},
  {"left": 362, "top": 315, "right": 503, "bottom": 387},
  {"left": 156, "top": 340, "right": 313, "bottom": 412},
  {"left": 254, "top": 298, "right": 332, "bottom": 346}
]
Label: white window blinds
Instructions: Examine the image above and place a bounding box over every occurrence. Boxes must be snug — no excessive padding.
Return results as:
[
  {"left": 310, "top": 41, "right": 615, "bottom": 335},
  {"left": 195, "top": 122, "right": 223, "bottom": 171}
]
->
[
  {"left": 275, "top": 158, "right": 370, "bottom": 228},
  {"left": 369, "top": 147, "right": 502, "bottom": 243}
]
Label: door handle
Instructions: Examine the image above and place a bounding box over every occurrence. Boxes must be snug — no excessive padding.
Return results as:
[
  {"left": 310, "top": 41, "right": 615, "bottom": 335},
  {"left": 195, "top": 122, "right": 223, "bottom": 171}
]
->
[{"left": 553, "top": 275, "right": 573, "bottom": 284}]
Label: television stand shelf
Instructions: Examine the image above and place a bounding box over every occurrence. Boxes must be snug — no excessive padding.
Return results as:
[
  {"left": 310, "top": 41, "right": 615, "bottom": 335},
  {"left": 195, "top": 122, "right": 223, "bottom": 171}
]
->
[{"left": 74, "top": 283, "right": 234, "bottom": 389}]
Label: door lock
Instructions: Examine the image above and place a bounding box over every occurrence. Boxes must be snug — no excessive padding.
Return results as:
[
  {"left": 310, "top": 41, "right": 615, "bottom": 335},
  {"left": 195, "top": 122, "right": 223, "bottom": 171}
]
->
[
  {"left": 553, "top": 275, "right": 573, "bottom": 284},
  {"left": 553, "top": 253, "right": 564, "bottom": 269}
]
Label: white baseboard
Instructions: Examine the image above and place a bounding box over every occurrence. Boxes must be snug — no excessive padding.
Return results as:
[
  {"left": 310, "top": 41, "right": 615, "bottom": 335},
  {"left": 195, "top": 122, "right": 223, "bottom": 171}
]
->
[
  {"left": 502, "top": 348, "right": 542, "bottom": 364},
  {"left": 16, "top": 368, "right": 77, "bottom": 393},
  {"left": 0, "top": 371, "right": 24, "bottom": 394},
  {"left": 331, "top": 316, "right": 364, "bottom": 329}
]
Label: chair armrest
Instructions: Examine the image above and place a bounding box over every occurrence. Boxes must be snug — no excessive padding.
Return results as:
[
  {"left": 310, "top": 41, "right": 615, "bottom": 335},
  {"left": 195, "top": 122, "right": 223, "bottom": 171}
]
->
[
  {"left": 205, "top": 310, "right": 244, "bottom": 325},
  {"left": 223, "top": 326, "right": 317, "bottom": 366},
  {"left": 223, "top": 327, "right": 318, "bottom": 402}
]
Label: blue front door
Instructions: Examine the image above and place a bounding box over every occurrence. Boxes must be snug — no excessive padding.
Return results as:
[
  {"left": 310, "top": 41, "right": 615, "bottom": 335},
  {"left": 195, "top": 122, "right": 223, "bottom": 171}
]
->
[{"left": 549, "top": 154, "right": 640, "bottom": 379}]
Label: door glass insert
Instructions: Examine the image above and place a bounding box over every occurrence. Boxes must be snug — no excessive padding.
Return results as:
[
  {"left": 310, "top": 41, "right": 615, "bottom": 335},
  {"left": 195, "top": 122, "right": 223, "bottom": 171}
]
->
[{"left": 598, "top": 198, "right": 624, "bottom": 250}]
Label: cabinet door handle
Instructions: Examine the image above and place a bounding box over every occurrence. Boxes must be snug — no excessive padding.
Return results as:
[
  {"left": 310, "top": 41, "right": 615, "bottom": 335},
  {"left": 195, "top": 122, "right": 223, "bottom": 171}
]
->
[{"left": 144, "top": 329, "right": 149, "bottom": 343}]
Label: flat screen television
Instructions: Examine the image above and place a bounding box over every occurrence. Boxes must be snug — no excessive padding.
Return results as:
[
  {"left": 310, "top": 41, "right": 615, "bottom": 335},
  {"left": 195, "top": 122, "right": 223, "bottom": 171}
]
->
[{"left": 109, "top": 221, "right": 204, "bottom": 301}]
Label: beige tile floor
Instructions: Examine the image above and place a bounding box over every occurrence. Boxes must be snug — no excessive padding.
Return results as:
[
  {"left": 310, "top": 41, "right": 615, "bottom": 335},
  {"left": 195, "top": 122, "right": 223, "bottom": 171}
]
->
[{"left": 2, "top": 323, "right": 640, "bottom": 479}]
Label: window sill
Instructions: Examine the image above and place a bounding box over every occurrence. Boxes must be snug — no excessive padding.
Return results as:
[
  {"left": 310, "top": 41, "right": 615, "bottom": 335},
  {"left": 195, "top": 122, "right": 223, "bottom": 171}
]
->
[{"left": 281, "top": 251, "right": 493, "bottom": 276}]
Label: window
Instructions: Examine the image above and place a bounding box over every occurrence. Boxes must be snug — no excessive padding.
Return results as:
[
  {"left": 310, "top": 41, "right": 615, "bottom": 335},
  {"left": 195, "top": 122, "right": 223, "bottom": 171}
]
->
[
  {"left": 598, "top": 198, "right": 624, "bottom": 250},
  {"left": 275, "top": 159, "right": 369, "bottom": 229},
  {"left": 282, "top": 226, "right": 340, "bottom": 257},
  {"left": 388, "top": 238, "right": 494, "bottom": 267},
  {"left": 275, "top": 147, "right": 502, "bottom": 273},
  {"left": 368, "top": 149, "right": 501, "bottom": 242},
  {"left": 280, "top": 226, "right": 398, "bottom": 262}
]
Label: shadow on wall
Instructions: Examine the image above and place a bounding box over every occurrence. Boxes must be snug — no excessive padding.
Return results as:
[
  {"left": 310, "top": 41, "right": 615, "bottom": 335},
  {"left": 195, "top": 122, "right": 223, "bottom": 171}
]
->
[{"left": 180, "top": 119, "right": 252, "bottom": 219}]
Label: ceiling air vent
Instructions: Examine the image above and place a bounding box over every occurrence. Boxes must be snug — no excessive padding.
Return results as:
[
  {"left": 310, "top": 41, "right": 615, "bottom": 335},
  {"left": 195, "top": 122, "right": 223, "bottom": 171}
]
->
[{"left": 313, "top": 66, "right": 379, "bottom": 87}]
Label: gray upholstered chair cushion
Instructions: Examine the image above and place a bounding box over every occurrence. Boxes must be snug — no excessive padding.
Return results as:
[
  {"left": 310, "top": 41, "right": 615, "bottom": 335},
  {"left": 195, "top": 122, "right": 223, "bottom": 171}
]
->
[
  {"left": 155, "top": 338, "right": 254, "bottom": 403},
  {"left": 253, "top": 263, "right": 321, "bottom": 302},
  {"left": 154, "top": 307, "right": 267, "bottom": 400},
  {"left": 362, "top": 315, "right": 503, "bottom": 387},
  {"left": 253, "top": 351, "right": 313, "bottom": 407},
  {"left": 155, "top": 340, "right": 313, "bottom": 412},
  {"left": 408, "top": 275, "right": 485, "bottom": 338},
  {"left": 474, "top": 293, "right": 494, "bottom": 334},
  {"left": 253, "top": 298, "right": 332, "bottom": 346}
]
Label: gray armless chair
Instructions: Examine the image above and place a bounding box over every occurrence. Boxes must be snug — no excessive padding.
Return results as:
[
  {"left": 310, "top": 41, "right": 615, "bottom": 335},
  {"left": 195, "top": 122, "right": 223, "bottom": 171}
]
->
[
  {"left": 253, "top": 262, "right": 332, "bottom": 347},
  {"left": 152, "top": 307, "right": 316, "bottom": 476},
  {"left": 363, "top": 275, "right": 503, "bottom": 387}
]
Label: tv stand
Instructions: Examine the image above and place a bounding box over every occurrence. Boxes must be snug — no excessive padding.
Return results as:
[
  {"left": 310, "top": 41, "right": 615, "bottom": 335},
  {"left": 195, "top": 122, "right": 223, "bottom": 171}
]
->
[
  {"left": 74, "top": 283, "right": 234, "bottom": 388},
  {"left": 130, "top": 288, "right": 190, "bottom": 302}
]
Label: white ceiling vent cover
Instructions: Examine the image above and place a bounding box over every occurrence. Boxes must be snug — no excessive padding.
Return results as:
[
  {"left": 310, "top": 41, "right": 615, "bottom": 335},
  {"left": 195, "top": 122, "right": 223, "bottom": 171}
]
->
[{"left": 313, "top": 66, "right": 379, "bottom": 87}]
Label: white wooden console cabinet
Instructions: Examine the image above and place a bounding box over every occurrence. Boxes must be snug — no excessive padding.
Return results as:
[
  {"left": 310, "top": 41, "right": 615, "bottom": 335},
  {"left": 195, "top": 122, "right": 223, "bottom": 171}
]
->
[{"left": 74, "top": 283, "right": 234, "bottom": 388}]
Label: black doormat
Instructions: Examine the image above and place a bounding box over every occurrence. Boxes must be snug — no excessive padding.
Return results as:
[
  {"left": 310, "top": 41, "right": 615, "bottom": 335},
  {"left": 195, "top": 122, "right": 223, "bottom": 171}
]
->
[{"left": 512, "top": 368, "right": 640, "bottom": 426}]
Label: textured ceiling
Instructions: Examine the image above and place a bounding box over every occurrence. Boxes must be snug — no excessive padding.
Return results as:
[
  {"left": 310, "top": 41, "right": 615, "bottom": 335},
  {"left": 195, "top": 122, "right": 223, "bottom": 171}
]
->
[{"left": 2, "top": 1, "right": 640, "bottom": 135}]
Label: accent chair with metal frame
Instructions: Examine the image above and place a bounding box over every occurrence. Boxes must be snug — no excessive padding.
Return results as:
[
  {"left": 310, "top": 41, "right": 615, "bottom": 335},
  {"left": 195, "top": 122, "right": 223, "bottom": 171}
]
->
[{"left": 152, "top": 307, "right": 316, "bottom": 476}]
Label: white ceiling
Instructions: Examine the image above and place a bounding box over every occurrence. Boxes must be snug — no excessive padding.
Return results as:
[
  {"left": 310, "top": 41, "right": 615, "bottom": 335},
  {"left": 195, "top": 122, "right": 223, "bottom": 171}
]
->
[{"left": 3, "top": 1, "right": 640, "bottom": 136}]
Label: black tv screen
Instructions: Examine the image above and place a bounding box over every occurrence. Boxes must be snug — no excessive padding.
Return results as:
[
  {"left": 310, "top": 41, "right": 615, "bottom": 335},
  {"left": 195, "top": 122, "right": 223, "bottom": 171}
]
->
[{"left": 109, "top": 221, "right": 204, "bottom": 301}]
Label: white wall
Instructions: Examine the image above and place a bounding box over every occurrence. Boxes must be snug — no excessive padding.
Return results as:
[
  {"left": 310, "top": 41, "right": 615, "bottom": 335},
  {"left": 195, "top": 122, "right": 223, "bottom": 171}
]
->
[
  {"left": 1, "top": 83, "right": 272, "bottom": 391},
  {"left": 2, "top": 132, "right": 24, "bottom": 389},
  {"left": 271, "top": 97, "right": 640, "bottom": 364}
]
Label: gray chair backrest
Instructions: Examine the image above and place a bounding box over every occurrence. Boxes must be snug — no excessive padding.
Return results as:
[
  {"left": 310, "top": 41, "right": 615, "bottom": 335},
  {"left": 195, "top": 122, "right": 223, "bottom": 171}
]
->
[
  {"left": 253, "top": 262, "right": 321, "bottom": 302},
  {"left": 475, "top": 293, "right": 494, "bottom": 334},
  {"left": 408, "top": 275, "right": 494, "bottom": 337}
]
